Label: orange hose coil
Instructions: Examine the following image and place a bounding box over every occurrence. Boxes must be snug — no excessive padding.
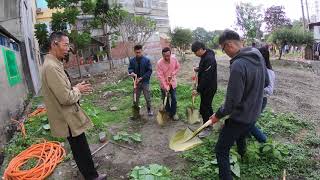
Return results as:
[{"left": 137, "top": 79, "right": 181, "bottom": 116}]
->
[{"left": 3, "top": 141, "right": 66, "bottom": 180}]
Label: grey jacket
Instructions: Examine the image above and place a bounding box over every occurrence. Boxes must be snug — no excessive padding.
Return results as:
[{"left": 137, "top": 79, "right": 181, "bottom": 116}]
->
[{"left": 215, "top": 47, "right": 268, "bottom": 124}]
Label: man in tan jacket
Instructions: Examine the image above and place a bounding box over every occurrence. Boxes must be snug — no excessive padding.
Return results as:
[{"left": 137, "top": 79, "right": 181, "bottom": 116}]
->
[{"left": 41, "top": 32, "right": 106, "bottom": 180}]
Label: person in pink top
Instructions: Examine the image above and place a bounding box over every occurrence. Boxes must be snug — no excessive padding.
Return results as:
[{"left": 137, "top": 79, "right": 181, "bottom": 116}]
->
[{"left": 156, "top": 47, "right": 180, "bottom": 120}]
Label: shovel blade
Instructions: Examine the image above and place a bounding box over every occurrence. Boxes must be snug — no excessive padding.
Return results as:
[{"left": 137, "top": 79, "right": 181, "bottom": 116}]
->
[
  {"left": 157, "top": 110, "right": 168, "bottom": 126},
  {"left": 186, "top": 107, "right": 200, "bottom": 124},
  {"left": 169, "top": 127, "right": 203, "bottom": 152}
]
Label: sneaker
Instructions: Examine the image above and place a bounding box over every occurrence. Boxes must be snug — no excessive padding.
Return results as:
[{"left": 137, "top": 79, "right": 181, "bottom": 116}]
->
[
  {"left": 148, "top": 110, "right": 154, "bottom": 116},
  {"left": 94, "top": 174, "right": 107, "bottom": 180},
  {"left": 172, "top": 114, "right": 179, "bottom": 121},
  {"left": 198, "top": 126, "right": 213, "bottom": 138}
]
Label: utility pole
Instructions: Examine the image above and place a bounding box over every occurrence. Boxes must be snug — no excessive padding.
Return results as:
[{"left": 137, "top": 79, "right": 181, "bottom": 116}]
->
[
  {"left": 306, "top": 0, "right": 311, "bottom": 24},
  {"left": 301, "top": 0, "right": 306, "bottom": 31}
]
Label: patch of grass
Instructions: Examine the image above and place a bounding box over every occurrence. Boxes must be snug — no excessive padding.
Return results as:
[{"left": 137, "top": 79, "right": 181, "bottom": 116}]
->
[
  {"left": 257, "top": 110, "right": 311, "bottom": 137},
  {"left": 303, "top": 133, "right": 320, "bottom": 147},
  {"left": 129, "top": 164, "right": 171, "bottom": 180},
  {"left": 180, "top": 110, "right": 319, "bottom": 179},
  {"left": 178, "top": 87, "right": 317, "bottom": 179},
  {"left": 113, "top": 131, "right": 142, "bottom": 143},
  {"left": 30, "top": 96, "right": 44, "bottom": 110},
  {"left": 4, "top": 115, "right": 64, "bottom": 159}
]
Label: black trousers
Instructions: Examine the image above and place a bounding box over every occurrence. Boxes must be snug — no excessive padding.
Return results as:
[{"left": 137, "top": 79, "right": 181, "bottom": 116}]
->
[
  {"left": 199, "top": 90, "right": 215, "bottom": 123},
  {"left": 67, "top": 128, "right": 98, "bottom": 180},
  {"left": 215, "top": 119, "right": 251, "bottom": 180}
]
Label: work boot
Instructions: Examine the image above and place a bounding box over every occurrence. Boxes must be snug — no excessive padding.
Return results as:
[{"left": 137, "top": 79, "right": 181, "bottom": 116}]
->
[
  {"left": 94, "top": 174, "right": 107, "bottom": 180},
  {"left": 198, "top": 126, "right": 213, "bottom": 138}
]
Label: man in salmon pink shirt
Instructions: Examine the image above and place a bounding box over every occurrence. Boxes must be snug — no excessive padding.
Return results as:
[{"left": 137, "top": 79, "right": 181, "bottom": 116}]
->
[{"left": 156, "top": 47, "right": 181, "bottom": 121}]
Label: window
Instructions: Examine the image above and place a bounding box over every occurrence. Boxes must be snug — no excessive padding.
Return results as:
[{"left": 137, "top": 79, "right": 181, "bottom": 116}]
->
[
  {"left": 135, "top": 0, "right": 143, "bottom": 7},
  {"left": 0, "top": 34, "right": 6, "bottom": 46},
  {"left": 144, "top": 0, "right": 152, "bottom": 8},
  {"left": 135, "top": 0, "right": 152, "bottom": 8},
  {"left": 12, "top": 42, "right": 19, "bottom": 52}
]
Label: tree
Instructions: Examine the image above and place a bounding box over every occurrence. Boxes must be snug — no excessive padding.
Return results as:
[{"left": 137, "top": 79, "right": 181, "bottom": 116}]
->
[
  {"left": 47, "top": 0, "right": 96, "bottom": 77},
  {"left": 235, "top": 2, "right": 263, "bottom": 43},
  {"left": 34, "top": 23, "right": 49, "bottom": 53},
  {"left": 264, "top": 6, "right": 291, "bottom": 32},
  {"left": 170, "top": 27, "right": 193, "bottom": 60},
  {"left": 192, "top": 27, "right": 213, "bottom": 45},
  {"left": 92, "top": 2, "right": 128, "bottom": 68},
  {"left": 207, "top": 30, "right": 223, "bottom": 49},
  {"left": 268, "top": 27, "right": 313, "bottom": 59},
  {"left": 119, "top": 14, "right": 156, "bottom": 59}
]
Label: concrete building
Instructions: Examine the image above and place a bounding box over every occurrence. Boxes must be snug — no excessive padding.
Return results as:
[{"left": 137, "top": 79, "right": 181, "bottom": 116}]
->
[
  {"left": 117, "top": 0, "right": 170, "bottom": 36},
  {"left": 36, "top": 7, "right": 63, "bottom": 33},
  {"left": 107, "top": 0, "right": 170, "bottom": 60},
  {"left": 0, "top": 0, "right": 41, "bottom": 151},
  {"left": 0, "top": 0, "right": 41, "bottom": 94},
  {"left": 0, "top": 25, "right": 30, "bottom": 150}
]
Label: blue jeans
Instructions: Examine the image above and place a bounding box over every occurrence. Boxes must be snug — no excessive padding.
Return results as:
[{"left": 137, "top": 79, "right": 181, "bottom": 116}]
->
[
  {"left": 161, "top": 88, "right": 177, "bottom": 117},
  {"left": 250, "top": 97, "right": 268, "bottom": 143}
]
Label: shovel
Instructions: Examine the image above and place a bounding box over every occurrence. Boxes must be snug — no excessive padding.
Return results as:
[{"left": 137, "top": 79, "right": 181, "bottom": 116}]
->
[
  {"left": 186, "top": 71, "right": 200, "bottom": 124},
  {"left": 157, "top": 91, "right": 169, "bottom": 126},
  {"left": 186, "top": 95, "right": 200, "bottom": 124},
  {"left": 169, "top": 120, "right": 212, "bottom": 152},
  {"left": 132, "top": 74, "right": 138, "bottom": 103},
  {"left": 131, "top": 74, "right": 140, "bottom": 118}
]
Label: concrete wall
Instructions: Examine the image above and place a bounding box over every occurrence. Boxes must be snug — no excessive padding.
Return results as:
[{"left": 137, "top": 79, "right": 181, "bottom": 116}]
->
[
  {"left": 0, "top": 45, "right": 29, "bottom": 149},
  {"left": 20, "top": 0, "right": 41, "bottom": 94},
  {"left": 66, "top": 59, "right": 130, "bottom": 78}
]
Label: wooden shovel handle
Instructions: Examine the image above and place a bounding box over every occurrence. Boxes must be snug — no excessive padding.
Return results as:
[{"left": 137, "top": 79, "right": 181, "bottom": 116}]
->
[
  {"left": 183, "top": 120, "right": 213, "bottom": 142},
  {"left": 192, "top": 120, "right": 212, "bottom": 137},
  {"left": 192, "top": 95, "right": 195, "bottom": 107}
]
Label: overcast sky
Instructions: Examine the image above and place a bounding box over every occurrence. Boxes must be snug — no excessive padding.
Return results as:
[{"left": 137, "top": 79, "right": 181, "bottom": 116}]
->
[{"left": 168, "top": 0, "right": 304, "bottom": 31}]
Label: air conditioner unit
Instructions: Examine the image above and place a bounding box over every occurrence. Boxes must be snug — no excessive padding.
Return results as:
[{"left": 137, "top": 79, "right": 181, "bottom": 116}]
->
[{"left": 36, "top": 8, "right": 42, "bottom": 14}]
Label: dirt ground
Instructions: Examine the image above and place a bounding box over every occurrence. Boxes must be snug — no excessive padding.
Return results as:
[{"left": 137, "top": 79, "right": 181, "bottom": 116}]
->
[{"left": 50, "top": 55, "right": 320, "bottom": 180}]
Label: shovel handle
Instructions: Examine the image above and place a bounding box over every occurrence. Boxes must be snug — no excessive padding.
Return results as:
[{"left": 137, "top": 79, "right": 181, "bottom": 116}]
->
[
  {"left": 163, "top": 95, "right": 168, "bottom": 105},
  {"left": 193, "top": 120, "right": 212, "bottom": 136},
  {"left": 192, "top": 95, "right": 195, "bottom": 107},
  {"left": 132, "top": 74, "right": 138, "bottom": 102},
  {"left": 185, "top": 120, "right": 213, "bottom": 141}
]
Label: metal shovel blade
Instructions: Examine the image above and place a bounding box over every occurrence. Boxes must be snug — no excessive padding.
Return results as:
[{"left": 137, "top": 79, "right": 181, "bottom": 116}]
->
[
  {"left": 186, "top": 106, "right": 200, "bottom": 124},
  {"left": 186, "top": 95, "right": 200, "bottom": 124},
  {"left": 169, "top": 127, "right": 203, "bottom": 152},
  {"left": 169, "top": 120, "right": 212, "bottom": 152},
  {"left": 157, "top": 95, "right": 168, "bottom": 126}
]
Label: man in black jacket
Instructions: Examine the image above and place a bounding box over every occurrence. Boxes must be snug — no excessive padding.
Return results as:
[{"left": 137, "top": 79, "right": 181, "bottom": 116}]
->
[
  {"left": 210, "top": 30, "right": 268, "bottom": 180},
  {"left": 191, "top": 41, "right": 217, "bottom": 138}
]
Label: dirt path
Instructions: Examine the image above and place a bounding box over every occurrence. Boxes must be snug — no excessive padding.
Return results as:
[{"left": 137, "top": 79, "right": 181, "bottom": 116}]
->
[{"left": 92, "top": 118, "right": 194, "bottom": 179}]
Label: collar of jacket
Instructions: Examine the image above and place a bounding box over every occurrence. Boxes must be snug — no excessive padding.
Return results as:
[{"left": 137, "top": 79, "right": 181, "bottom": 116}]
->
[
  {"left": 46, "top": 53, "right": 64, "bottom": 67},
  {"left": 201, "top": 49, "right": 208, "bottom": 58},
  {"left": 229, "top": 50, "right": 241, "bottom": 65}
]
